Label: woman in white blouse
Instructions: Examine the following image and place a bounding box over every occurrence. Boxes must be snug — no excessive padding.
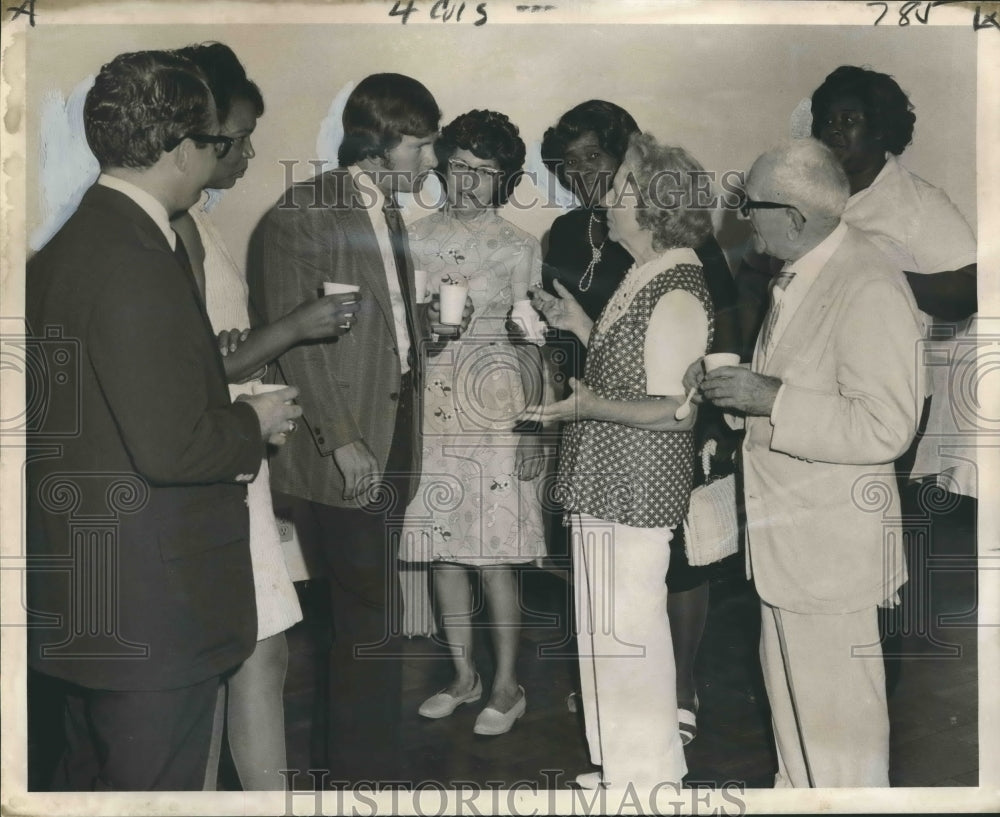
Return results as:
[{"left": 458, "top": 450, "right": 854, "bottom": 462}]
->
[{"left": 530, "top": 133, "right": 714, "bottom": 790}]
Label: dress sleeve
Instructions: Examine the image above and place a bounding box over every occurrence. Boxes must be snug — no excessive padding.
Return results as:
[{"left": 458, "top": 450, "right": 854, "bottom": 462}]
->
[
  {"left": 541, "top": 214, "right": 570, "bottom": 295},
  {"left": 908, "top": 184, "right": 977, "bottom": 273},
  {"left": 644, "top": 289, "right": 709, "bottom": 396}
]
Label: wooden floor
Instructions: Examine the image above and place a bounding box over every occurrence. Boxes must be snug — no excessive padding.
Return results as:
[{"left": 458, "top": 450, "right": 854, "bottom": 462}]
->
[
  {"left": 26, "top": 496, "right": 978, "bottom": 791},
  {"left": 278, "top": 495, "right": 979, "bottom": 790}
]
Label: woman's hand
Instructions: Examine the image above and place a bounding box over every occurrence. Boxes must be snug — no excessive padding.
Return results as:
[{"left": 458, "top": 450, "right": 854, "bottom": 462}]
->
[
  {"left": 531, "top": 281, "right": 593, "bottom": 343},
  {"left": 286, "top": 292, "right": 361, "bottom": 342},
  {"left": 429, "top": 293, "right": 475, "bottom": 338},
  {"left": 218, "top": 328, "right": 250, "bottom": 357},
  {"left": 515, "top": 436, "right": 547, "bottom": 481},
  {"left": 520, "top": 376, "right": 596, "bottom": 425}
]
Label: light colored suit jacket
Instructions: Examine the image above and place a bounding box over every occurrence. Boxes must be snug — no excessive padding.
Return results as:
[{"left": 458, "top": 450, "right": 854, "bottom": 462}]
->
[
  {"left": 743, "top": 225, "right": 924, "bottom": 614},
  {"left": 247, "top": 168, "right": 424, "bottom": 508}
]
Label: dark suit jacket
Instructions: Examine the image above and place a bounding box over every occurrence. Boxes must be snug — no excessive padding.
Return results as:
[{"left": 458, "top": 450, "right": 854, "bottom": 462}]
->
[
  {"left": 247, "top": 168, "right": 424, "bottom": 508},
  {"left": 26, "top": 184, "right": 262, "bottom": 691}
]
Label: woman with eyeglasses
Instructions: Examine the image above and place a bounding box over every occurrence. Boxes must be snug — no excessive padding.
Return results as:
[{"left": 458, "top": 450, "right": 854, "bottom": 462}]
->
[
  {"left": 399, "top": 110, "right": 547, "bottom": 736},
  {"left": 170, "top": 42, "right": 358, "bottom": 790},
  {"left": 539, "top": 100, "right": 740, "bottom": 747}
]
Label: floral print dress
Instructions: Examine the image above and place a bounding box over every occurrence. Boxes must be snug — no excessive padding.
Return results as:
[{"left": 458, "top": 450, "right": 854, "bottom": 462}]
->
[{"left": 400, "top": 208, "right": 547, "bottom": 565}]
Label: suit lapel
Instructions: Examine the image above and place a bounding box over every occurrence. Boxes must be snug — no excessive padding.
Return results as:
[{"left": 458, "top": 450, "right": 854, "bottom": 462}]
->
[
  {"left": 85, "top": 185, "right": 230, "bottom": 387},
  {"left": 334, "top": 172, "right": 397, "bottom": 334},
  {"left": 761, "top": 246, "right": 844, "bottom": 376}
]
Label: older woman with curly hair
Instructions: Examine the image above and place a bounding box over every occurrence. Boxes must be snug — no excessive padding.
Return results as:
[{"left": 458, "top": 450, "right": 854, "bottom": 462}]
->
[
  {"left": 400, "top": 110, "right": 547, "bottom": 736},
  {"left": 530, "top": 133, "right": 714, "bottom": 789},
  {"left": 540, "top": 99, "right": 739, "bottom": 747}
]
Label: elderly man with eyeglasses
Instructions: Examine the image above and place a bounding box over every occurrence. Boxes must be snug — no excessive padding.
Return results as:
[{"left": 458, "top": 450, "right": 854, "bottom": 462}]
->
[{"left": 685, "top": 139, "right": 924, "bottom": 787}]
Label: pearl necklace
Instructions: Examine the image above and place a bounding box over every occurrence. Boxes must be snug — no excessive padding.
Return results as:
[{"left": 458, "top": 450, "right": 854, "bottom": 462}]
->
[{"left": 577, "top": 212, "right": 605, "bottom": 293}]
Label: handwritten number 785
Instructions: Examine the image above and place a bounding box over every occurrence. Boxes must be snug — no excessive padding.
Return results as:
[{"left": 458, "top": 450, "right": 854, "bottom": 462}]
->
[{"left": 868, "top": 2, "right": 934, "bottom": 26}]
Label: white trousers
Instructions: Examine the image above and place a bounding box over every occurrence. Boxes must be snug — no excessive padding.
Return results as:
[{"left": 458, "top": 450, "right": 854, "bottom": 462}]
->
[
  {"left": 571, "top": 513, "right": 687, "bottom": 788},
  {"left": 760, "top": 601, "right": 890, "bottom": 787}
]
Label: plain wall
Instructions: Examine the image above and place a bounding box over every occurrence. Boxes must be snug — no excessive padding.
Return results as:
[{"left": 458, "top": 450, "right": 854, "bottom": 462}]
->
[{"left": 26, "top": 23, "right": 978, "bottom": 267}]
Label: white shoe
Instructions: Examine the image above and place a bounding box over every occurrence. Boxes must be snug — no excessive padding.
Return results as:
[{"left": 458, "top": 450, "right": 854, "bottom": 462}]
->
[
  {"left": 574, "top": 771, "right": 604, "bottom": 789},
  {"left": 418, "top": 675, "right": 482, "bottom": 719},
  {"left": 472, "top": 686, "right": 526, "bottom": 735}
]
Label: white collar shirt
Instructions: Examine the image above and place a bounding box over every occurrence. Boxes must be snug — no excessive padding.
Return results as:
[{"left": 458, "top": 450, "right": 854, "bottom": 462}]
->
[
  {"left": 768, "top": 220, "right": 848, "bottom": 352},
  {"left": 348, "top": 164, "right": 411, "bottom": 375},
  {"left": 764, "top": 221, "right": 847, "bottom": 422},
  {"left": 97, "top": 173, "right": 175, "bottom": 250}
]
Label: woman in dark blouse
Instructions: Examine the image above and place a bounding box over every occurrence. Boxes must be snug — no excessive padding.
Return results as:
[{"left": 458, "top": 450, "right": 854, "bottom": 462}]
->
[{"left": 540, "top": 100, "right": 740, "bottom": 745}]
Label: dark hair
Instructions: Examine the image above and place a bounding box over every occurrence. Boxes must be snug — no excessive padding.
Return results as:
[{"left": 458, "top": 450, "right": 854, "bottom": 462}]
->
[
  {"left": 174, "top": 42, "right": 264, "bottom": 122},
  {"left": 540, "top": 99, "right": 640, "bottom": 190},
  {"left": 84, "top": 50, "right": 215, "bottom": 169},
  {"left": 338, "top": 73, "right": 440, "bottom": 166},
  {"left": 435, "top": 110, "right": 526, "bottom": 207},
  {"left": 810, "top": 65, "right": 916, "bottom": 155}
]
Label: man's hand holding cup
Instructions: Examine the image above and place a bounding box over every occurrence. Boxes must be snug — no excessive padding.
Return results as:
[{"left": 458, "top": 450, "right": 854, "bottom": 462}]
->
[{"left": 241, "top": 383, "right": 302, "bottom": 446}]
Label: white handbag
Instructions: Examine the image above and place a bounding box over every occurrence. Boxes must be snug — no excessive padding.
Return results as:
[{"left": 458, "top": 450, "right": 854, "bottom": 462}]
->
[{"left": 683, "top": 439, "right": 740, "bottom": 567}]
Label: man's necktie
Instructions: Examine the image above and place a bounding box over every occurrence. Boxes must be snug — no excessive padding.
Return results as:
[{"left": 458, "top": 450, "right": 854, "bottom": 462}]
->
[
  {"left": 172, "top": 230, "right": 205, "bottom": 301},
  {"left": 382, "top": 198, "right": 419, "bottom": 355},
  {"left": 759, "top": 269, "right": 796, "bottom": 354}
]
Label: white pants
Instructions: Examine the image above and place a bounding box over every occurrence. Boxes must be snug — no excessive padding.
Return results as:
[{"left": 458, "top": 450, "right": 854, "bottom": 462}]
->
[
  {"left": 571, "top": 513, "right": 687, "bottom": 788},
  {"left": 760, "top": 601, "right": 890, "bottom": 787}
]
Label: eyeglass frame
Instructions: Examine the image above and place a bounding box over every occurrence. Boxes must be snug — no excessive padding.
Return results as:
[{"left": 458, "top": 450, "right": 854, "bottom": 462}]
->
[
  {"left": 164, "top": 133, "right": 235, "bottom": 159},
  {"left": 737, "top": 193, "right": 807, "bottom": 224},
  {"left": 446, "top": 157, "right": 504, "bottom": 181}
]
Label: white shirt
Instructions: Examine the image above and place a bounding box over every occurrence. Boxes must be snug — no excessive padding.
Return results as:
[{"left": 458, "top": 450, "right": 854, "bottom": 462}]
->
[
  {"left": 348, "top": 165, "right": 411, "bottom": 375},
  {"left": 645, "top": 290, "right": 709, "bottom": 396},
  {"left": 769, "top": 221, "right": 848, "bottom": 352},
  {"left": 594, "top": 248, "right": 708, "bottom": 397},
  {"left": 97, "top": 173, "right": 175, "bottom": 250},
  {"left": 844, "top": 156, "right": 978, "bottom": 496},
  {"left": 843, "top": 154, "right": 976, "bottom": 290},
  {"left": 767, "top": 221, "right": 848, "bottom": 419}
]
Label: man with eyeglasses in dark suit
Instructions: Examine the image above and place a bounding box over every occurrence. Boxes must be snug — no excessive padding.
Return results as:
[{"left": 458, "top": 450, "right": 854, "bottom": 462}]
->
[{"left": 26, "top": 49, "right": 300, "bottom": 791}]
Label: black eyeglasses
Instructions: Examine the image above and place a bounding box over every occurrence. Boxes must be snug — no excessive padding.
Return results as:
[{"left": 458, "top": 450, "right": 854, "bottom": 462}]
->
[
  {"left": 738, "top": 193, "right": 807, "bottom": 224},
  {"left": 165, "top": 133, "right": 235, "bottom": 159}
]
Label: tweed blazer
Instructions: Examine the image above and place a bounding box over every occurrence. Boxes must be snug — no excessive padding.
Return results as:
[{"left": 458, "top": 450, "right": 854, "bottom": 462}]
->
[
  {"left": 742, "top": 226, "right": 924, "bottom": 614},
  {"left": 25, "top": 184, "right": 261, "bottom": 691},
  {"left": 247, "top": 168, "right": 425, "bottom": 508}
]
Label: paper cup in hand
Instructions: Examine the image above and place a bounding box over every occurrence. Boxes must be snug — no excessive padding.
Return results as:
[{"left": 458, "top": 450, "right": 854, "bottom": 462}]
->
[
  {"left": 414, "top": 269, "right": 429, "bottom": 304},
  {"left": 323, "top": 283, "right": 360, "bottom": 329},
  {"left": 702, "top": 352, "right": 740, "bottom": 372},
  {"left": 439, "top": 278, "right": 469, "bottom": 325},
  {"left": 251, "top": 383, "right": 289, "bottom": 396},
  {"left": 323, "top": 282, "right": 360, "bottom": 300}
]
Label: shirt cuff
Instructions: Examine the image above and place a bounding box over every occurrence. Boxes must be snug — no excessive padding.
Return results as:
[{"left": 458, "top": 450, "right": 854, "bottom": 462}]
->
[{"left": 769, "top": 383, "right": 787, "bottom": 424}]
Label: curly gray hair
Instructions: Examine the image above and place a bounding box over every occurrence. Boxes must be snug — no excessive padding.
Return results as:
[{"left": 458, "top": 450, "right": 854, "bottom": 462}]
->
[{"left": 615, "top": 132, "right": 714, "bottom": 252}]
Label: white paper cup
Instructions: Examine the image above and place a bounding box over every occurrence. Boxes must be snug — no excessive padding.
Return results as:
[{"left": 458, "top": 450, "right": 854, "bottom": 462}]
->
[
  {"left": 323, "top": 282, "right": 360, "bottom": 298},
  {"left": 414, "top": 269, "right": 429, "bottom": 304},
  {"left": 702, "top": 352, "right": 741, "bottom": 372},
  {"left": 439, "top": 280, "right": 469, "bottom": 325},
  {"left": 251, "top": 382, "right": 289, "bottom": 395}
]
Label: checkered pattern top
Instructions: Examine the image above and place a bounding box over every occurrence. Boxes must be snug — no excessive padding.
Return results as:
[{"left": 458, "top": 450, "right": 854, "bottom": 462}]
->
[{"left": 557, "top": 263, "right": 714, "bottom": 528}]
